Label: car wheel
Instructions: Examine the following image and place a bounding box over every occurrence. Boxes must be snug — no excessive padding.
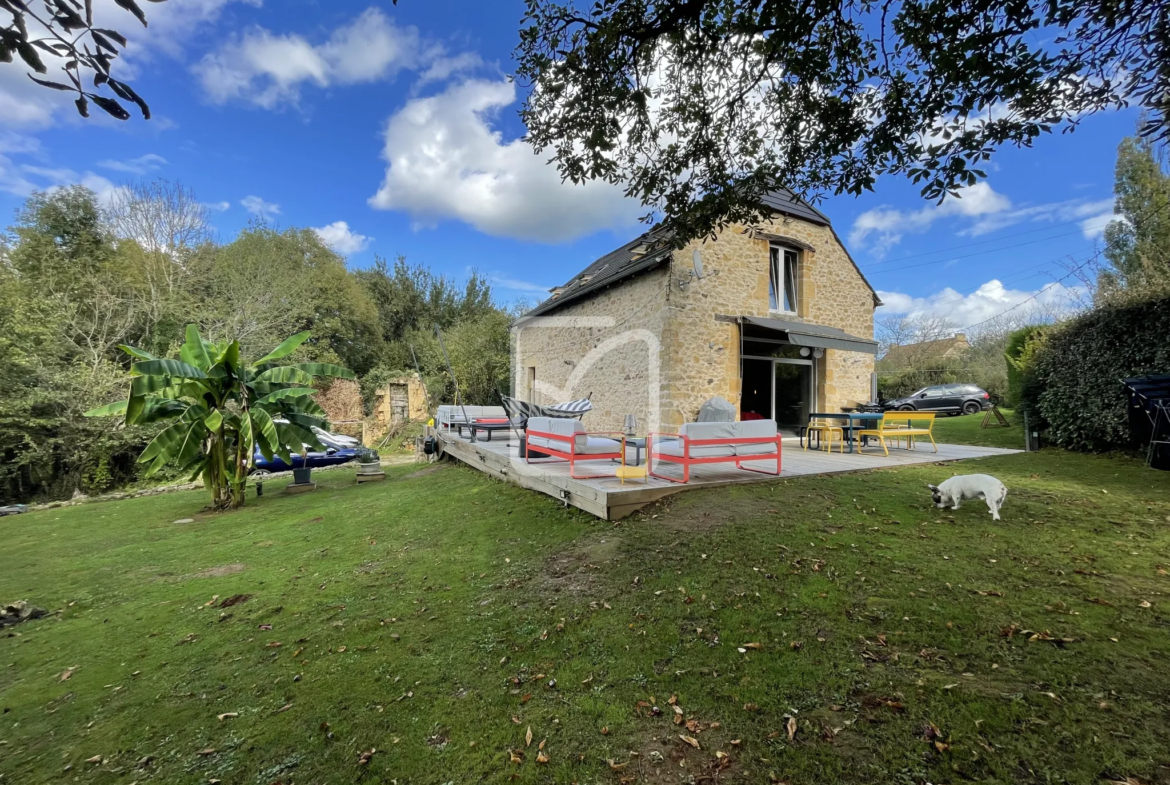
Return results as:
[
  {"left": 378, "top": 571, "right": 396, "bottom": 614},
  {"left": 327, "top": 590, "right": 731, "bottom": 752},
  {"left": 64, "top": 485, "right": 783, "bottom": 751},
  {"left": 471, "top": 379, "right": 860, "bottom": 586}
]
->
[
  {"left": 251, "top": 469, "right": 271, "bottom": 477},
  {"left": 898, "top": 405, "right": 915, "bottom": 411},
  {"left": 962, "top": 401, "right": 981, "bottom": 415}
]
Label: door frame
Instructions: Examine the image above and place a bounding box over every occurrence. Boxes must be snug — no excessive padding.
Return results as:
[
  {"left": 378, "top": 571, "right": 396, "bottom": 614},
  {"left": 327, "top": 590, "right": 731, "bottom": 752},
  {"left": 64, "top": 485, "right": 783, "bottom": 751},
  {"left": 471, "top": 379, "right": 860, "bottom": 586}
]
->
[{"left": 740, "top": 351, "right": 818, "bottom": 423}]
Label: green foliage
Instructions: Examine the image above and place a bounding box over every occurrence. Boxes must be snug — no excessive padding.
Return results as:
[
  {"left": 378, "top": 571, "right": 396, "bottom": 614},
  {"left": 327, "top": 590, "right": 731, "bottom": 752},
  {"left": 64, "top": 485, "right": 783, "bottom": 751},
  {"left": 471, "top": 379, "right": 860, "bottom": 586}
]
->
[
  {"left": 1021, "top": 296, "right": 1170, "bottom": 451},
  {"left": 876, "top": 360, "right": 965, "bottom": 401},
  {"left": 1004, "top": 325, "right": 1045, "bottom": 408},
  {"left": 86, "top": 324, "right": 354, "bottom": 510},
  {"left": 1, "top": 184, "right": 514, "bottom": 503},
  {"left": 517, "top": 0, "right": 1167, "bottom": 244},
  {"left": 1101, "top": 133, "right": 1170, "bottom": 294}
]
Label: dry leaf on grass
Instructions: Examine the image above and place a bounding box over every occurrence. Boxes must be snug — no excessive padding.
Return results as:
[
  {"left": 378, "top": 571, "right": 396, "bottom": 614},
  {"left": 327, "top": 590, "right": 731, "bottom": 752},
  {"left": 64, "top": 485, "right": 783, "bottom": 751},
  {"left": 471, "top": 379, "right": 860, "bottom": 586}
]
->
[
  {"left": 85, "top": 755, "right": 102, "bottom": 764},
  {"left": 196, "top": 748, "right": 216, "bottom": 756},
  {"left": 679, "top": 734, "right": 701, "bottom": 750},
  {"left": 525, "top": 726, "right": 533, "bottom": 747},
  {"left": 59, "top": 666, "right": 77, "bottom": 682},
  {"left": 786, "top": 716, "right": 797, "bottom": 741},
  {"left": 217, "top": 712, "right": 238, "bottom": 721},
  {"left": 358, "top": 748, "right": 376, "bottom": 765}
]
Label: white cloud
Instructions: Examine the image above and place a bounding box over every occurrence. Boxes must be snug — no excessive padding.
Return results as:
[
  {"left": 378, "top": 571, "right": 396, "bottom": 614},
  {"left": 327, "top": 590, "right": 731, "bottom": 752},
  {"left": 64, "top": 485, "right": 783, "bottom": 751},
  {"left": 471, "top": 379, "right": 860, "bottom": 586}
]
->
[
  {"left": 851, "top": 183, "right": 1121, "bottom": 254},
  {"left": 489, "top": 273, "right": 555, "bottom": 294},
  {"left": 206, "top": 201, "right": 232, "bottom": 212},
  {"left": 368, "top": 78, "right": 642, "bottom": 243},
  {"left": 0, "top": 154, "right": 38, "bottom": 197},
  {"left": 850, "top": 182, "right": 1011, "bottom": 254},
  {"left": 963, "top": 197, "right": 1116, "bottom": 237},
  {"left": 312, "top": 221, "right": 371, "bottom": 254},
  {"left": 98, "top": 153, "right": 168, "bottom": 175},
  {"left": 194, "top": 8, "right": 423, "bottom": 108},
  {"left": 240, "top": 195, "right": 280, "bottom": 219},
  {"left": 877, "top": 278, "right": 1081, "bottom": 326}
]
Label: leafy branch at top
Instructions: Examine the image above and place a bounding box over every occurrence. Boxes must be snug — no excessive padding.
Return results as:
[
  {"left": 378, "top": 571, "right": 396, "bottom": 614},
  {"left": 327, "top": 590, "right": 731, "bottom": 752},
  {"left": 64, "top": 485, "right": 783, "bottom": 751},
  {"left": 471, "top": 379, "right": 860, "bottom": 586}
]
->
[{"left": 0, "top": 0, "right": 166, "bottom": 121}]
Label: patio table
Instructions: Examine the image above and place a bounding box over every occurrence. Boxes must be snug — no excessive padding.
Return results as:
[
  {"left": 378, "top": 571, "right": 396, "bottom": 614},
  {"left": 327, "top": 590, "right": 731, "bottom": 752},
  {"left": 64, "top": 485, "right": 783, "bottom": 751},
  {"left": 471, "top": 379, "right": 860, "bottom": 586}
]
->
[{"left": 806, "top": 412, "right": 884, "bottom": 453}]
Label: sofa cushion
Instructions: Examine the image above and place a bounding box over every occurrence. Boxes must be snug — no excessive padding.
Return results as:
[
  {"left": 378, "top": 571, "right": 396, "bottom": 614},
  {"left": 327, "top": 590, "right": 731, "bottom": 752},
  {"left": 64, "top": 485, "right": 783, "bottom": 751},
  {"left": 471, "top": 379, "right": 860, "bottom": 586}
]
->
[
  {"left": 732, "top": 419, "right": 779, "bottom": 456},
  {"left": 527, "top": 417, "right": 591, "bottom": 452},
  {"left": 577, "top": 436, "right": 621, "bottom": 455},
  {"left": 655, "top": 440, "right": 734, "bottom": 458}
]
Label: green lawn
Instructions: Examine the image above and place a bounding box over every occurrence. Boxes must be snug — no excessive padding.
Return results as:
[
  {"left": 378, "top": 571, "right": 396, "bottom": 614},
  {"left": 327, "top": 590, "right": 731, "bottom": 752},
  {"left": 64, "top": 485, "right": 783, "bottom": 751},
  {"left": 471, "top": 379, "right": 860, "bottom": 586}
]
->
[
  {"left": 3, "top": 433, "right": 1169, "bottom": 784},
  {"left": 932, "top": 407, "right": 1025, "bottom": 450}
]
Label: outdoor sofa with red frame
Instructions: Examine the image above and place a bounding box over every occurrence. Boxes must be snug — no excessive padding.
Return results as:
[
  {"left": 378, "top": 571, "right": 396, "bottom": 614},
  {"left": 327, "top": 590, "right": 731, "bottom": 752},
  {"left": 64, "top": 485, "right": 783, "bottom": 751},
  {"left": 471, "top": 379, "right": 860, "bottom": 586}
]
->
[
  {"left": 524, "top": 416, "right": 626, "bottom": 480},
  {"left": 648, "top": 420, "right": 782, "bottom": 484}
]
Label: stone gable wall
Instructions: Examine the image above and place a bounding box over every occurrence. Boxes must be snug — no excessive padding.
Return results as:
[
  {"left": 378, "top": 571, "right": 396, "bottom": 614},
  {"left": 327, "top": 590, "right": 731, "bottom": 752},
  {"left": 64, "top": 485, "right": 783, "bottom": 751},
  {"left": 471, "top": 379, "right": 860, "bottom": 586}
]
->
[{"left": 512, "top": 267, "right": 671, "bottom": 432}]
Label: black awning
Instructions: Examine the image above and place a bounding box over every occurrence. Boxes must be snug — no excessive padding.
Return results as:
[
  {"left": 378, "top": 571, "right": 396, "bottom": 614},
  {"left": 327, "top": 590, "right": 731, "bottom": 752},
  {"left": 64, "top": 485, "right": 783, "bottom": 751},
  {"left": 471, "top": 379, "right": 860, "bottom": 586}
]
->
[{"left": 741, "top": 315, "right": 878, "bottom": 355}]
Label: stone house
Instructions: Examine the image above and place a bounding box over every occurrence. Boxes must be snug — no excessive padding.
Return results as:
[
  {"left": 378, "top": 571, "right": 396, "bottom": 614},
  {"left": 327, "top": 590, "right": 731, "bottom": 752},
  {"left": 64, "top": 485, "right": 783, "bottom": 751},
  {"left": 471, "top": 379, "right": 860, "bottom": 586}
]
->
[
  {"left": 511, "top": 190, "right": 881, "bottom": 434},
  {"left": 880, "top": 333, "right": 972, "bottom": 368}
]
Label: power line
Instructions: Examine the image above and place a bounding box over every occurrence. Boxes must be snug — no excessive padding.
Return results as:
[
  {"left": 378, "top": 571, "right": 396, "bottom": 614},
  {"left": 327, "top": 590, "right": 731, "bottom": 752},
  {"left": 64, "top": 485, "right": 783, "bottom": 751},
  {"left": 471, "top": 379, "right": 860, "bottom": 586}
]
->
[
  {"left": 866, "top": 232, "right": 1096, "bottom": 275},
  {"left": 861, "top": 210, "right": 1115, "bottom": 269}
]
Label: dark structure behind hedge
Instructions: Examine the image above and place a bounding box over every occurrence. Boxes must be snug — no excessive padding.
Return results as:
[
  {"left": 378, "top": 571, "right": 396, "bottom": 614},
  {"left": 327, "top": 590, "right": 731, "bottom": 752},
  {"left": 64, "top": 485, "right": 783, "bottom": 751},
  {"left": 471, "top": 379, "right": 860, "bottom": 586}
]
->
[{"left": 1023, "top": 296, "right": 1170, "bottom": 451}]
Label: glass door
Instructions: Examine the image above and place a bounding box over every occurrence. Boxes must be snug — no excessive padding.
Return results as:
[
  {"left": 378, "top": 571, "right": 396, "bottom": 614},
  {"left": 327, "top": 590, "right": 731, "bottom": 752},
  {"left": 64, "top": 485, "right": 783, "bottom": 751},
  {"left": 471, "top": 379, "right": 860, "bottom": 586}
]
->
[{"left": 774, "top": 361, "right": 812, "bottom": 431}]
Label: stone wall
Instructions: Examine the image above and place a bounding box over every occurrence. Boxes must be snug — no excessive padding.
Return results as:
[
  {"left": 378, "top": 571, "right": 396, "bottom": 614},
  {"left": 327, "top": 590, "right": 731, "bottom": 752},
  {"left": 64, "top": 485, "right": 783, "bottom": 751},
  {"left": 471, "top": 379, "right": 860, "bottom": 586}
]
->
[
  {"left": 666, "top": 216, "right": 877, "bottom": 421},
  {"left": 512, "top": 267, "right": 671, "bottom": 432},
  {"left": 513, "top": 214, "right": 877, "bottom": 433}
]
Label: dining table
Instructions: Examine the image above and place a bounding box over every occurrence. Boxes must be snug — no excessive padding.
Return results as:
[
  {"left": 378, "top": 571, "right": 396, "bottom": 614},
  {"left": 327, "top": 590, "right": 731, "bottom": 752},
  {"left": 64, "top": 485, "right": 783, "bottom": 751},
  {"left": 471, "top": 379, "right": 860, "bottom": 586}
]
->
[{"left": 806, "top": 411, "right": 885, "bottom": 453}]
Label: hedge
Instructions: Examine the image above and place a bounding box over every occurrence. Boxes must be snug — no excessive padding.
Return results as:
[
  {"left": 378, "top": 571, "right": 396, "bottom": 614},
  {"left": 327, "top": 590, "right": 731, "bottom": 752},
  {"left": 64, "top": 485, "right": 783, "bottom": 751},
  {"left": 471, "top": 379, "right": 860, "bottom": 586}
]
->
[
  {"left": 1022, "top": 296, "right": 1170, "bottom": 451},
  {"left": 1004, "top": 325, "right": 1044, "bottom": 408}
]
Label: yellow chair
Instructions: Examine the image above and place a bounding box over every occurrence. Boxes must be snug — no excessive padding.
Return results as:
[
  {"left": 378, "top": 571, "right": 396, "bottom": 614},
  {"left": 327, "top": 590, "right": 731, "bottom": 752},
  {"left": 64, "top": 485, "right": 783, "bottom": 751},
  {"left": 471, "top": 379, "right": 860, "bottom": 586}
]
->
[
  {"left": 805, "top": 419, "right": 845, "bottom": 453},
  {"left": 856, "top": 412, "right": 937, "bottom": 456}
]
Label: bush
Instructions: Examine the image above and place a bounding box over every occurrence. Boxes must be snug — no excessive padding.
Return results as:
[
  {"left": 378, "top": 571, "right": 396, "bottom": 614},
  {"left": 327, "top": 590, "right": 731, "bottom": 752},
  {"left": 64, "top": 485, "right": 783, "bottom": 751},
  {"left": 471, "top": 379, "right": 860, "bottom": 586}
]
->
[
  {"left": 1004, "top": 325, "right": 1045, "bottom": 408},
  {"left": 1022, "top": 296, "right": 1170, "bottom": 451}
]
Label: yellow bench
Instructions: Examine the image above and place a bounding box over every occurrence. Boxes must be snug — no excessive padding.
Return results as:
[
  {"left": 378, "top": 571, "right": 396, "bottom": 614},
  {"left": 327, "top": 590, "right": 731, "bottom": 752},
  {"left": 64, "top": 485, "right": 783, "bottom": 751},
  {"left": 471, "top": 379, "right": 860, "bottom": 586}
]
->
[{"left": 857, "top": 412, "right": 937, "bottom": 456}]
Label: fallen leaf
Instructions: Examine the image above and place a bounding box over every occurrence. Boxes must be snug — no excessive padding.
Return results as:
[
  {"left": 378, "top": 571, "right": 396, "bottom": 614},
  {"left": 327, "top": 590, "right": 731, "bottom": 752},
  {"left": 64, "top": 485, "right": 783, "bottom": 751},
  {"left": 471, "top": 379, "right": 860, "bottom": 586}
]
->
[
  {"left": 744, "top": 702, "right": 759, "bottom": 712},
  {"left": 742, "top": 642, "right": 763, "bottom": 650},
  {"left": 59, "top": 666, "right": 77, "bottom": 682},
  {"left": 787, "top": 716, "right": 797, "bottom": 741},
  {"left": 196, "top": 748, "right": 216, "bottom": 756},
  {"left": 679, "top": 734, "right": 700, "bottom": 750},
  {"left": 1139, "top": 600, "right": 1152, "bottom": 608},
  {"left": 607, "top": 759, "right": 627, "bottom": 771},
  {"left": 217, "top": 712, "right": 238, "bottom": 721},
  {"left": 509, "top": 750, "right": 523, "bottom": 764},
  {"left": 536, "top": 750, "right": 549, "bottom": 764},
  {"left": 358, "top": 748, "right": 376, "bottom": 765},
  {"left": 525, "top": 726, "right": 533, "bottom": 747},
  {"left": 85, "top": 755, "right": 102, "bottom": 764}
]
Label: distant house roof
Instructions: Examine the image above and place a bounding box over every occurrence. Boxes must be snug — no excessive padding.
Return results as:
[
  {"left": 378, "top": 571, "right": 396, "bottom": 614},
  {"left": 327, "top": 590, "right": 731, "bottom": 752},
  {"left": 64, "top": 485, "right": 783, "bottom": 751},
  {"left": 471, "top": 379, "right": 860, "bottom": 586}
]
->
[
  {"left": 881, "top": 333, "right": 972, "bottom": 365},
  {"left": 519, "top": 188, "right": 871, "bottom": 320}
]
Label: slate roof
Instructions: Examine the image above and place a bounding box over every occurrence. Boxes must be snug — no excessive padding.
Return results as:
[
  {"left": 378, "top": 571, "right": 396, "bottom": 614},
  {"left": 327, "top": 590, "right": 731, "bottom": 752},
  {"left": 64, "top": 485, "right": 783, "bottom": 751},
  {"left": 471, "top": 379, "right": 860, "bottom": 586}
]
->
[{"left": 519, "top": 188, "right": 857, "bottom": 319}]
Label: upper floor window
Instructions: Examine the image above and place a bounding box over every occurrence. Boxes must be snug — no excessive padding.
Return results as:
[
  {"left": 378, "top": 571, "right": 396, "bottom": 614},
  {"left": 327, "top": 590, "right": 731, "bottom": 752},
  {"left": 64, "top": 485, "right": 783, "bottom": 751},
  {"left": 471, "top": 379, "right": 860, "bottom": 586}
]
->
[{"left": 769, "top": 245, "right": 799, "bottom": 313}]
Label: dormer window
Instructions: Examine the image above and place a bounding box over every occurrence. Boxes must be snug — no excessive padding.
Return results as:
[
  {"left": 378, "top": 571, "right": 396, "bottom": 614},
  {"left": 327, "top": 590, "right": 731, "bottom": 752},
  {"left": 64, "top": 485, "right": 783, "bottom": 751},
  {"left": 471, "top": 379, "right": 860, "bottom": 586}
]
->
[{"left": 769, "top": 245, "right": 799, "bottom": 313}]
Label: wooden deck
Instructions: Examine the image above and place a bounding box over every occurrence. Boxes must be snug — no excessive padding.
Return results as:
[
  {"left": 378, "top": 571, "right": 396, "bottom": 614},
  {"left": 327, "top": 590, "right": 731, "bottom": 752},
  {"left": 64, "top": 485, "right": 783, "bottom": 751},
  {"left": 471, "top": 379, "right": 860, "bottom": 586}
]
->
[{"left": 436, "top": 430, "right": 1021, "bottom": 520}]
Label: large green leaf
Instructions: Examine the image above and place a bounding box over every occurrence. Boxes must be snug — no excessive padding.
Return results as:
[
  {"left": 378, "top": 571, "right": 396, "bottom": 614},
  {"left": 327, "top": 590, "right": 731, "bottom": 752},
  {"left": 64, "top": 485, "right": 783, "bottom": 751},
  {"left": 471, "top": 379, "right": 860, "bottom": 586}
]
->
[
  {"left": 84, "top": 400, "right": 128, "bottom": 417},
  {"left": 251, "top": 331, "right": 311, "bottom": 368},
  {"left": 137, "top": 399, "right": 191, "bottom": 424},
  {"left": 205, "top": 410, "right": 223, "bottom": 432},
  {"left": 288, "top": 362, "right": 355, "bottom": 380},
  {"left": 138, "top": 416, "right": 205, "bottom": 465},
  {"left": 250, "top": 407, "right": 280, "bottom": 458},
  {"left": 280, "top": 411, "right": 328, "bottom": 431},
  {"left": 133, "top": 359, "right": 208, "bottom": 380},
  {"left": 181, "top": 324, "right": 213, "bottom": 371},
  {"left": 256, "top": 387, "right": 318, "bottom": 405},
  {"left": 117, "top": 344, "right": 157, "bottom": 362},
  {"left": 254, "top": 366, "right": 314, "bottom": 385},
  {"left": 275, "top": 421, "right": 323, "bottom": 453}
]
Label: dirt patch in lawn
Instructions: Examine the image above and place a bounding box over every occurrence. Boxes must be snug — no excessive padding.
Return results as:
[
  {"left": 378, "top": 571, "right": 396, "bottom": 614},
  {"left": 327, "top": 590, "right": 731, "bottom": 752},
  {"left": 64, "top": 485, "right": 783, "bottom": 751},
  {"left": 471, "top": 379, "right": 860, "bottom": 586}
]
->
[
  {"left": 402, "top": 465, "right": 443, "bottom": 481},
  {"left": 537, "top": 535, "right": 622, "bottom": 597},
  {"left": 184, "top": 563, "right": 246, "bottom": 580}
]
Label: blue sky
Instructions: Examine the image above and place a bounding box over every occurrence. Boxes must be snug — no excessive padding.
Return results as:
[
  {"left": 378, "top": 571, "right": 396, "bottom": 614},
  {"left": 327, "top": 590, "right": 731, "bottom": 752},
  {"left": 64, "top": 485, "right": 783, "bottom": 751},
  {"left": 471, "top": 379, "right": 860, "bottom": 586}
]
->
[{"left": 0, "top": 0, "right": 1140, "bottom": 329}]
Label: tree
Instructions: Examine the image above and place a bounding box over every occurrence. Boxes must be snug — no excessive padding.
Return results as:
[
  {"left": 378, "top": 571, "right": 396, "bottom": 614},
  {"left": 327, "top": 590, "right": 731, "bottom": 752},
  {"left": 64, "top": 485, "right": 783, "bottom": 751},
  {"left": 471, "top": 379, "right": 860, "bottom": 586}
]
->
[
  {"left": 106, "top": 179, "right": 213, "bottom": 255},
  {"left": 1, "top": 0, "right": 166, "bottom": 121},
  {"left": 1102, "top": 132, "right": 1170, "bottom": 294},
  {"left": 85, "top": 325, "right": 355, "bottom": 510},
  {"left": 516, "top": 0, "right": 1170, "bottom": 243}
]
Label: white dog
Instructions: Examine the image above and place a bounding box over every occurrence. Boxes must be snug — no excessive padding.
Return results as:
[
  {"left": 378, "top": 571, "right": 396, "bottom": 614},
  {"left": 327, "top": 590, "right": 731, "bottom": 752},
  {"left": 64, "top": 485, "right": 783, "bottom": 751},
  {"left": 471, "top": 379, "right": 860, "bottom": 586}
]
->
[{"left": 927, "top": 474, "right": 1008, "bottom": 521}]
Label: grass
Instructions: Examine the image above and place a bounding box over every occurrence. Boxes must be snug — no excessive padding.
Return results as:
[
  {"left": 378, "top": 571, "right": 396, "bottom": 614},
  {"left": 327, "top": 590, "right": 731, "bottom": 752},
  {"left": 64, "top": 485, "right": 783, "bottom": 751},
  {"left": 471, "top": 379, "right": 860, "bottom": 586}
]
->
[
  {"left": 3, "top": 424, "right": 1169, "bottom": 784},
  {"left": 930, "top": 407, "right": 1025, "bottom": 450}
]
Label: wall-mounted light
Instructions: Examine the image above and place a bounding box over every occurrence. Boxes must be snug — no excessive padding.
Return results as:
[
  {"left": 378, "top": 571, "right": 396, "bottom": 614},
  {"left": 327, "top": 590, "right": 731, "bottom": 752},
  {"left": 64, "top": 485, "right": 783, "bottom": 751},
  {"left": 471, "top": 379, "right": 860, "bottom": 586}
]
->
[
  {"left": 813, "top": 348, "right": 824, "bottom": 359},
  {"left": 799, "top": 347, "right": 811, "bottom": 357}
]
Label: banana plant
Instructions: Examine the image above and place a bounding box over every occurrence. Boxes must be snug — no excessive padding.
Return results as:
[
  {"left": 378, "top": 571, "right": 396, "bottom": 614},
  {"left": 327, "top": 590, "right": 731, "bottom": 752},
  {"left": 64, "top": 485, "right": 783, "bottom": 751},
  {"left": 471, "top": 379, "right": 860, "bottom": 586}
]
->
[{"left": 85, "top": 324, "right": 354, "bottom": 510}]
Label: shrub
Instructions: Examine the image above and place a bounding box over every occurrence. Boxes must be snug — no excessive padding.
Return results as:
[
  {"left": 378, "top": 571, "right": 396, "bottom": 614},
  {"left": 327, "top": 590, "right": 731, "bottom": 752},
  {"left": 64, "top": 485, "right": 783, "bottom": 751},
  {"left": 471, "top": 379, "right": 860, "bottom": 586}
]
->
[
  {"left": 1004, "top": 325, "right": 1045, "bottom": 408},
  {"left": 1022, "top": 296, "right": 1170, "bottom": 451}
]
